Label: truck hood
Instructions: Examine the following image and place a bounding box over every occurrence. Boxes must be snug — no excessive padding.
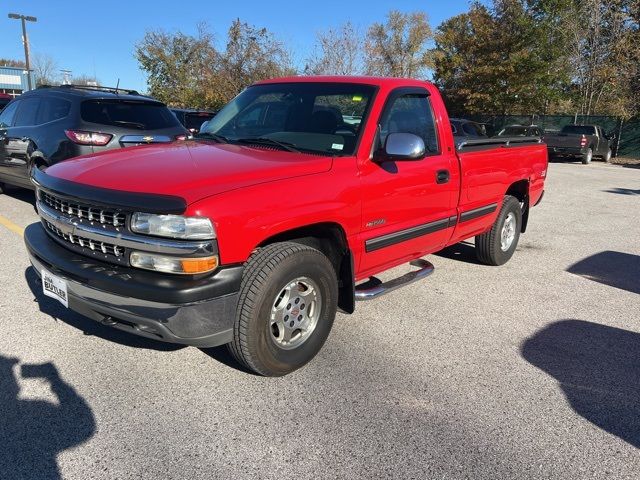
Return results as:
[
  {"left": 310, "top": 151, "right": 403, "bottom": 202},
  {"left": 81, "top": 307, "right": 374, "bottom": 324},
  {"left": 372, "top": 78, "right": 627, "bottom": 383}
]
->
[{"left": 45, "top": 141, "right": 333, "bottom": 204}]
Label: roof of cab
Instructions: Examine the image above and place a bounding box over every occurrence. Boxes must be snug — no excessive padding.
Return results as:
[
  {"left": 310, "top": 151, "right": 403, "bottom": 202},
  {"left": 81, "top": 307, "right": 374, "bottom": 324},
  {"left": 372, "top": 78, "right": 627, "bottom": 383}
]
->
[{"left": 254, "top": 75, "right": 434, "bottom": 88}]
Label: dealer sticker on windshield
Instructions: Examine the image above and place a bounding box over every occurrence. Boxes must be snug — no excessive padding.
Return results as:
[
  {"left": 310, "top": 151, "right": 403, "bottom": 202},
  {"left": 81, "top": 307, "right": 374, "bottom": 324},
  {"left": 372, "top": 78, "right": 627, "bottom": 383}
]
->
[
  {"left": 331, "top": 143, "right": 344, "bottom": 151},
  {"left": 42, "top": 269, "right": 68, "bottom": 308}
]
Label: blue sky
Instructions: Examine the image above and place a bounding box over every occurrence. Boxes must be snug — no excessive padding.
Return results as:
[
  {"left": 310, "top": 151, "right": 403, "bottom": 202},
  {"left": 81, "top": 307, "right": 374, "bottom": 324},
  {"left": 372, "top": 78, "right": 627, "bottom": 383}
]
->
[{"left": 2, "top": 0, "right": 472, "bottom": 93}]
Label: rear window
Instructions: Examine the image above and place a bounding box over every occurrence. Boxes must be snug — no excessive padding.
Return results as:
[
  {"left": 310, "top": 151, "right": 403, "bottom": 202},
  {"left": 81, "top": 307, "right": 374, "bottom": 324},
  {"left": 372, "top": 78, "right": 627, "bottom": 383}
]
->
[
  {"left": 561, "top": 125, "right": 596, "bottom": 135},
  {"left": 81, "top": 100, "right": 180, "bottom": 130},
  {"left": 499, "top": 126, "right": 529, "bottom": 136},
  {"left": 185, "top": 112, "right": 215, "bottom": 131}
]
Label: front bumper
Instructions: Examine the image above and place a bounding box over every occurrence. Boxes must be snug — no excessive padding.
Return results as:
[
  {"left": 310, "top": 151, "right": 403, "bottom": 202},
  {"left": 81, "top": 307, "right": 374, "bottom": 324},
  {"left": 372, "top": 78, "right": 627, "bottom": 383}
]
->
[{"left": 25, "top": 223, "right": 242, "bottom": 347}]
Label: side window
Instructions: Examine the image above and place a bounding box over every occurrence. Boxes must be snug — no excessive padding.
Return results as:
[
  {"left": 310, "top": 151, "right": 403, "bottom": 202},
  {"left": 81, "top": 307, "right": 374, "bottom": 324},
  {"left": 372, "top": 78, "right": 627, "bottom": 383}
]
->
[
  {"left": 463, "top": 122, "right": 480, "bottom": 136},
  {"left": 14, "top": 97, "right": 41, "bottom": 127},
  {"left": 450, "top": 122, "right": 458, "bottom": 134},
  {"left": 0, "top": 100, "right": 20, "bottom": 128},
  {"left": 380, "top": 93, "right": 439, "bottom": 154},
  {"left": 36, "top": 97, "right": 71, "bottom": 124}
]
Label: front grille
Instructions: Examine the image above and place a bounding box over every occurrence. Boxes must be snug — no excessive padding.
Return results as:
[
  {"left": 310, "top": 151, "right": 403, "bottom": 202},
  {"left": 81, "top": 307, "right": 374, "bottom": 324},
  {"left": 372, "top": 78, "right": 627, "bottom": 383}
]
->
[
  {"left": 40, "top": 191, "right": 127, "bottom": 227},
  {"left": 45, "top": 220, "right": 124, "bottom": 258}
]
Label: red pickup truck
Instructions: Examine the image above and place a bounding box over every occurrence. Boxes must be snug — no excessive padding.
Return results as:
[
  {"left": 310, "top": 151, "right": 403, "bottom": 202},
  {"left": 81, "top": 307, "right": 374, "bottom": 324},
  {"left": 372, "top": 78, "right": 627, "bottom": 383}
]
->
[{"left": 24, "top": 76, "right": 547, "bottom": 376}]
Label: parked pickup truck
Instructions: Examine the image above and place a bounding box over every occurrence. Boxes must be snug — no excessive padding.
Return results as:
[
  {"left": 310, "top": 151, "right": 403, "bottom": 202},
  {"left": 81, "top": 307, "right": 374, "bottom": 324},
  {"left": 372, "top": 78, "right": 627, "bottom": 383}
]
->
[
  {"left": 543, "top": 124, "right": 612, "bottom": 164},
  {"left": 24, "top": 76, "right": 547, "bottom": 376}
]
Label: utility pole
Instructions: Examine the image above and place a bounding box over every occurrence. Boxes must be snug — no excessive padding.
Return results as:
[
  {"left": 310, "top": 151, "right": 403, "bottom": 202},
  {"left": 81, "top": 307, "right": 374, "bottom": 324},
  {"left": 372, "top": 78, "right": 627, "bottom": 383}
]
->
[{"left": 8, "top": 13, "right": 38, "bottom": 91}]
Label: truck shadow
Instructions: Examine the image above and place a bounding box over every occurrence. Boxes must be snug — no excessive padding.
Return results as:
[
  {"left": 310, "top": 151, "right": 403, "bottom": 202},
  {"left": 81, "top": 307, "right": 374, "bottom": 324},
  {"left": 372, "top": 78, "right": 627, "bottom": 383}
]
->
[
  {"left": 433, "top": 241, "right": 482, "bottom": 265},
  {"left": 0, "top": 354, "right": 96, "bottom": 479},
  {"left": 24, "top": 267, "right": 184, "bottom": 351},
  {"left": 567, "top": 251, "right": 640, "bottom": 295},
  {"left": 521, "top": 320, "right": 640, "bottom": 448},
  {"left": 199, "top": 346, "right": 258, "bottom": 375}
]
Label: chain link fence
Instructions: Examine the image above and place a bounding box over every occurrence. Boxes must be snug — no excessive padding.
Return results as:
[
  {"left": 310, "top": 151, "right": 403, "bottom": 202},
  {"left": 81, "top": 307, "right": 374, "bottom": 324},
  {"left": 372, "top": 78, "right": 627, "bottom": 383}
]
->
[{"left": 464, "top": 114, "right": 640, "bottom": 159}]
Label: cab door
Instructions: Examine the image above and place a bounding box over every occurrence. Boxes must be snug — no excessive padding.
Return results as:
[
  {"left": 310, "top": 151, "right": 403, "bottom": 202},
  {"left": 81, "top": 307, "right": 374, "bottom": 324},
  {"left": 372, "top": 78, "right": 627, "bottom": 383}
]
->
[
  {"left": 1, "top": 97, "right": 41, "bottom": 183},
  {"left": 358, "top": 88, "right": 458, "bottom": 277},
  {"left": 0, "top": 99, "right": 20, "bottom": 173}
]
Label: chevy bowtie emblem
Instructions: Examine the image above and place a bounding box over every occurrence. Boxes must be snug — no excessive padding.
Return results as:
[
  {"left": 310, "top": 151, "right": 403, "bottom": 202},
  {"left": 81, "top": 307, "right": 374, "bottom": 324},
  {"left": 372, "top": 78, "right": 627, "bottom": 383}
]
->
[{"left": 142, "top": 136, "right": 154, "bottom": 143}]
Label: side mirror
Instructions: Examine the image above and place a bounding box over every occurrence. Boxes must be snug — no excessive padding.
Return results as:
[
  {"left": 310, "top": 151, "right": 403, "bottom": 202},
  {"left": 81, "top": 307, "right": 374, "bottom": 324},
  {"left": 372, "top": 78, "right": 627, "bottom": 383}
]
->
[{"left": 382, "top": 133, "right": 425, "bottom": 160}]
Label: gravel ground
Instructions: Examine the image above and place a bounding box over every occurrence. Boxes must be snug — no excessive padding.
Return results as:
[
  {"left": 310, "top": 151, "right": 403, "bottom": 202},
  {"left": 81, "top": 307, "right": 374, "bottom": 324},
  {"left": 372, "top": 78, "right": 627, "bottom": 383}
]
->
[{"left": 0, "top": 161, "right": 638, "bottom": 480}]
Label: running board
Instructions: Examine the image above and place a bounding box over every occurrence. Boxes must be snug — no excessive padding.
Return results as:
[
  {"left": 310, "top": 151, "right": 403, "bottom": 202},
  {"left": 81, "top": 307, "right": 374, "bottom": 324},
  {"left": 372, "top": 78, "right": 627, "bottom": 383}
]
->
[{"left": 355, "top": 259, "right": 434, "bottom": 301}]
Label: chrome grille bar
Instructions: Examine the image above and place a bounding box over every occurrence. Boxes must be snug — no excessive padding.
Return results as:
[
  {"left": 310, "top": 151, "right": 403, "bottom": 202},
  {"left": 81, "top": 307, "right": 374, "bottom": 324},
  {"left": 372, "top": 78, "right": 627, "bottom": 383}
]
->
[
  {"left": 40, "top": 191, "right": 126, "bottom": 227},
  {"left": 45, "top": 220, "right": 124, "bottom": 257},
  {"left": 37, "top": 201, "right": 214, "bottom": 257}
]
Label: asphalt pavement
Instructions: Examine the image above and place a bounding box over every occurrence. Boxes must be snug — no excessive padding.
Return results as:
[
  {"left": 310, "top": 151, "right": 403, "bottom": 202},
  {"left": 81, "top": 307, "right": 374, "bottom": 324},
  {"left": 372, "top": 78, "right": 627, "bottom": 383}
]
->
[{"left": 0, "top": 161, "right": 639, "bottom": 479}]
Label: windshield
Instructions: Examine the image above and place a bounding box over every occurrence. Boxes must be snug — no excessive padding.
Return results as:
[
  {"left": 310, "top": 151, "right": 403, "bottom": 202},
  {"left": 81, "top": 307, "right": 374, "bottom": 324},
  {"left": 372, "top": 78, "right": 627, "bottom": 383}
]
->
[
  {"left": 561, "top": 125, "right": 596, "bottom": 135},
  {"left": 203, "top": 82, "right": 376, "bottom": 155}
]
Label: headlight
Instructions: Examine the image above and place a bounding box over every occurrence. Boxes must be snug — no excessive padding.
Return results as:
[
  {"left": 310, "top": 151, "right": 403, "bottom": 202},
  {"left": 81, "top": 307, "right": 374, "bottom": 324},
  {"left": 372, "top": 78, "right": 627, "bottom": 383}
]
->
[
  {"left": 130, "top": 213, "right": 215, "bottom": 240},
  {"left": 130, "top": 252, "right": 218, "bottom": 275}
]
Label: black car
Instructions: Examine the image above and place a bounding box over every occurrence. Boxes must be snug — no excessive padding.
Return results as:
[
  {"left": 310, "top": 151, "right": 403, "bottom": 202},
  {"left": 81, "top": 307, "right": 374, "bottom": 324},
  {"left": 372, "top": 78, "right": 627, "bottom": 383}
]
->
[
  {"left": 0, "top": 85, "right": 188, "bottom": 191},
  {"left": 450, "top": 118, "right": 488, "bottom": 147},
  {"left": 171, "top": 108, "right": 217, "bottom": 134},
  {"left": 496, "top": 124, "right": 543, "bottom": 137}
]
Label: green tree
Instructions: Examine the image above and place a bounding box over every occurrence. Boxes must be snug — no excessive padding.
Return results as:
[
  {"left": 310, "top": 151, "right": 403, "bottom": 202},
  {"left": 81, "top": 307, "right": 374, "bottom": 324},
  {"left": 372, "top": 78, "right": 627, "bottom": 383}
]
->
[
  {"left": 218, "top": 19, "right": 294, "bottom": 101},
  {"left": 559, "top": 0, "right": 638, "bottom": 116},
  {"left": 135, "top": 21, "right": 292, "bottom": 109},
  {"left": 434, "top": 1, "right": 572, "bottom": 115},
  {"left": 434, "top": 0, "right": 640, "bottom": 117},
  {"left": 364, "top": 11, "right": 433, "bottom": 77},
  {"left": 135, "top": 25, "right": 216, "bottom": 108}
]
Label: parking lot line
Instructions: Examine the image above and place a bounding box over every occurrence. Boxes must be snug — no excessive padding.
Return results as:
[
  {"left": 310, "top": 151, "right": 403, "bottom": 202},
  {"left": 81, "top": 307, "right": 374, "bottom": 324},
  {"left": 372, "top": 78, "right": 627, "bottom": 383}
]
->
[{"left": 0, "top": 214, "right": 25, "bottom": 237}]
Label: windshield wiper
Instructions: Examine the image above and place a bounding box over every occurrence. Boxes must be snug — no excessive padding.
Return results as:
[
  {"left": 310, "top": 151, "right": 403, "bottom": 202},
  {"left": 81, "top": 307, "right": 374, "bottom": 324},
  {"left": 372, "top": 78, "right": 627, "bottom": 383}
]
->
[
  {"left": 194, "top": 132, "right": 228, "bottom": 143},
  {"left": 234, "top": 137, "right": 301, "bottom": 153}
]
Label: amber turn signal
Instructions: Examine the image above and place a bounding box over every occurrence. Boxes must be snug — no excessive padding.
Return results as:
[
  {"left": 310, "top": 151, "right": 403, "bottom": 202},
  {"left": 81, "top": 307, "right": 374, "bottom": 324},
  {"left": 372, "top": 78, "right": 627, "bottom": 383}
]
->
[{"left": 130, "top": 252, "right": 218, "bottom": 275}]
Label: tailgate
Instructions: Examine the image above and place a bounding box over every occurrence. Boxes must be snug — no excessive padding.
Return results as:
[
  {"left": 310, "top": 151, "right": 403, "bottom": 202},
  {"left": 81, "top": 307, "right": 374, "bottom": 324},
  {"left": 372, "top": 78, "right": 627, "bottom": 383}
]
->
[{"left": 543, "top": 134, "right": 581, "bottom": 148}]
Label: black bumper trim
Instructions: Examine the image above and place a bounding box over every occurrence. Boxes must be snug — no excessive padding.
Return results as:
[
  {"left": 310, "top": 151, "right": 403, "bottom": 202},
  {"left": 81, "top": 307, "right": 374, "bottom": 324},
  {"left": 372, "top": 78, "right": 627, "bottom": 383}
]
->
[{"left": 25, "top": 222, "right": 242, "bottom": 305}]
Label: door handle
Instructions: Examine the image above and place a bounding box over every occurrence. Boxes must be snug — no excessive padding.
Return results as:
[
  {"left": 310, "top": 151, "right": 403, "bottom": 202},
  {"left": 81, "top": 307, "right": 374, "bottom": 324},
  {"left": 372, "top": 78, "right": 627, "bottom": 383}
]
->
[{"left": 436, "top": 169, "right": 450, "bottom": 184}]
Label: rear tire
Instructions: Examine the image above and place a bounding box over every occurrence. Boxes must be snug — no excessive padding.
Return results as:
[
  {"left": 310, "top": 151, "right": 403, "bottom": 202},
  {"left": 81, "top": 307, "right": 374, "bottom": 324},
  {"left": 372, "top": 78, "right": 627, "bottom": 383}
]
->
[
  {"left": 475, "top": 195, "right": 522, "bottom": 266},
  {"left": 229, "top": 242, "right": 338, "bottom": 376},
  {"left": 582, "top": 148, "right": 593, "bottom": 164}
]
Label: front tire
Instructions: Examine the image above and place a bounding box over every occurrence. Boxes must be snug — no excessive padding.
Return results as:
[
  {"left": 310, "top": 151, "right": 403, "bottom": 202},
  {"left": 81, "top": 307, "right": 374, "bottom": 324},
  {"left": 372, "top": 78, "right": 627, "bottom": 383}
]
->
[
  {"left": 582, "top": 148, "right": 593, "bottom": 164},
  {"left": 603, "top": 149, "right": 612, "bottom": 163},
  {"left": 475, "top": 195, "right": 522, "bottom": 266},
  {"left": 229, "top": 242, "right": 338, "bottom": 376}
]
